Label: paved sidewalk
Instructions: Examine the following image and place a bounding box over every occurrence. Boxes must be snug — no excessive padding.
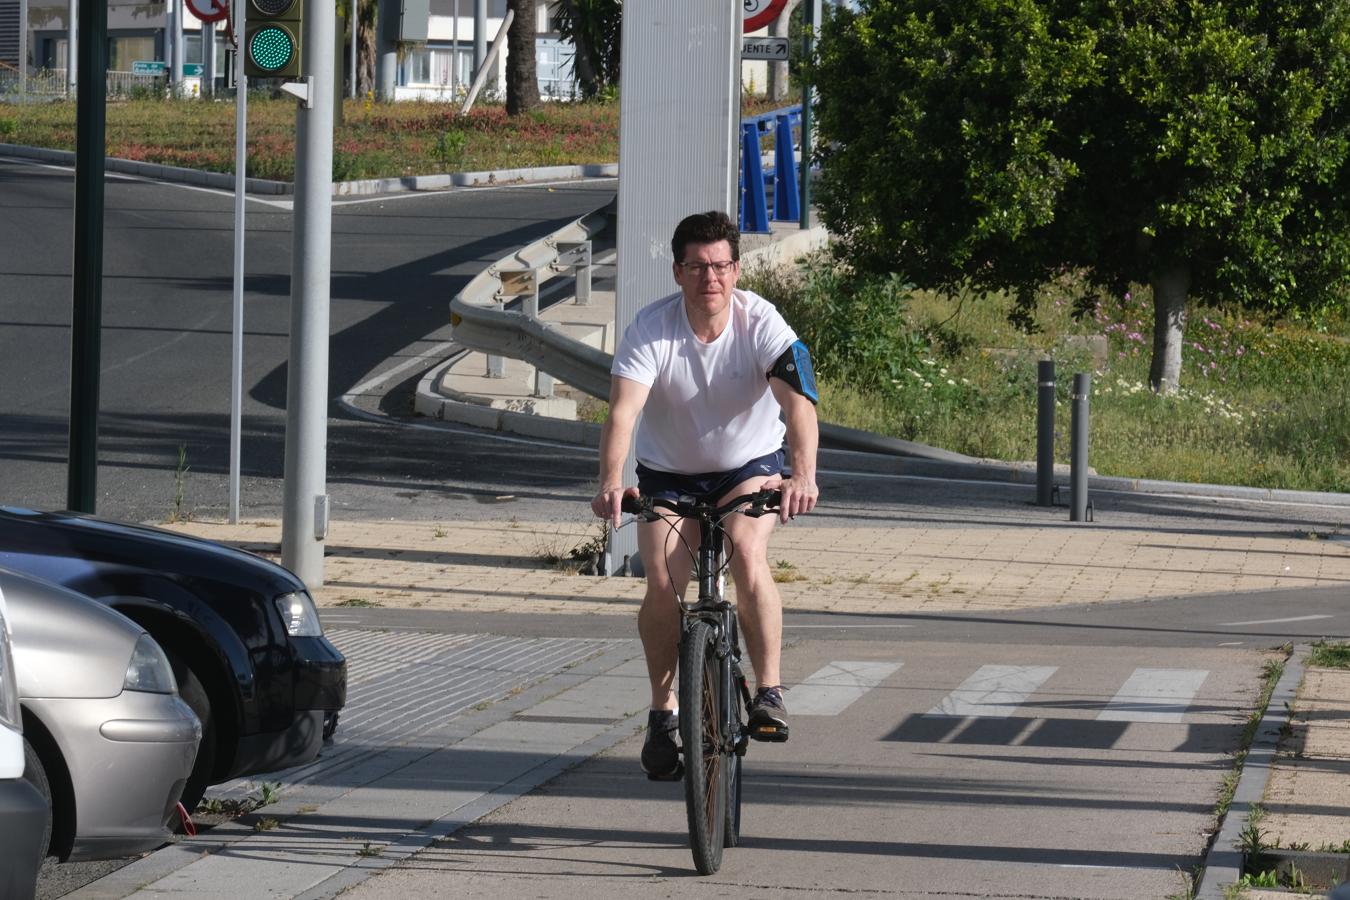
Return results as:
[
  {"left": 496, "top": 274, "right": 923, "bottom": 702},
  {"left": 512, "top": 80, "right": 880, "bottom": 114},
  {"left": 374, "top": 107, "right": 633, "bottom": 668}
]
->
[{"left": 154, "top": 507, "right": 1350, "bottom": 897}]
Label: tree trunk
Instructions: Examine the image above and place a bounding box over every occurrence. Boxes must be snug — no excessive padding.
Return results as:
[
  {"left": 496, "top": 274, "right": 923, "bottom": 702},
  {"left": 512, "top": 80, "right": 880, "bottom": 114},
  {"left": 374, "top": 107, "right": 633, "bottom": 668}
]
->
[
  {"left": 767, "top": 0, "right": 800, "bottom": 102},
  {"left": 1148, "top": 261, "right": 1191, "bottom": 394},
  {"left": 559, "top": 0, "right": 597, "bottom": 98},
  {"left": 359, "top": 0, "right": 376, "bottom": 97},
  {"left": 506, "top": 0, "right": 540, "bottom": 115}
]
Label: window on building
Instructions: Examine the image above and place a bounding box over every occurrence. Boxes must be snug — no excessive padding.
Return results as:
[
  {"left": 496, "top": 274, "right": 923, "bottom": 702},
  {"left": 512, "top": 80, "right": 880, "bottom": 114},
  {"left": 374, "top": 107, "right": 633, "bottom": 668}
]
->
[{"left": 109, "top": 36, "right": 155, "bottom": 72}]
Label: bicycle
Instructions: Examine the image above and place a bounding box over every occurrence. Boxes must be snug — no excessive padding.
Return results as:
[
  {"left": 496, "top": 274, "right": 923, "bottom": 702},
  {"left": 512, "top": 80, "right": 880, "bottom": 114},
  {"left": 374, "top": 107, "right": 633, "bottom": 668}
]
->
[{"left": 622, "top": 488, "right": 784, "bottom": 875}]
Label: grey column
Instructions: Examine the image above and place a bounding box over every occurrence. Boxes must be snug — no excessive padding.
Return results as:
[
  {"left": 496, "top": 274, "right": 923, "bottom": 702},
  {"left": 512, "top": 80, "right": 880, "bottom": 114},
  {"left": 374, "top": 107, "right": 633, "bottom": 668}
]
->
[
  {"left": 607, "top": 0, "right": 740, "bottom": 576},
  {"left": 281, "top": 0, "right": 336, "bottom": 586},
  {"left": 66, "top": 0, "right": 75, "bottom": 95},
  {"left": 473, "top": 0, "right": 485, "bottom": 75},
  {"left": 202, "top": 20, "right": 215, "bottom": 97}
]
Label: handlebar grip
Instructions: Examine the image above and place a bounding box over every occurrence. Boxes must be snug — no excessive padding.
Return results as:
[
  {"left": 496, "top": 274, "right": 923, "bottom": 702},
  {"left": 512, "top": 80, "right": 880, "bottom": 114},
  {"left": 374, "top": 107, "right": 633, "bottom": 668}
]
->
[{"left": 620, "top": 494, "right": 644, "bottom": 515}]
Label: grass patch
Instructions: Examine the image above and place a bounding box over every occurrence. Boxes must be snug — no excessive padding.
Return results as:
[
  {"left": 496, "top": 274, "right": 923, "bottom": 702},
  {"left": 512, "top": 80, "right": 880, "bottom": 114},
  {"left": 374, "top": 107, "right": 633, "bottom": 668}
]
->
[
  {"left": 771, "top": 559, "right": 807, "bottom": 583},
  {"left": 740, "top": 259, "right": 1350, "bottom": 493},
  {"left": 1307, "top": 640, "right": 1350, "bottom": 668},
  {"left": 334, "top": 597, "right": 382, "bottom": 608},
  {"left": 0, "top": 95, "right": 793, "bottom": 183},
  {"left": 1214, "top": 655, "right": 1286, "bottom": 828}
]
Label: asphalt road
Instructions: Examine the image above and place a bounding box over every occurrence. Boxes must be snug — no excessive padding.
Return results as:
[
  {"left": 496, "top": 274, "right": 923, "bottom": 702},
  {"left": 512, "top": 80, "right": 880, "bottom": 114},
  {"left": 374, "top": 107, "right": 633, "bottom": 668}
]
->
[{"left": 0, "top": 156, "right": 612, "bottom": 523}]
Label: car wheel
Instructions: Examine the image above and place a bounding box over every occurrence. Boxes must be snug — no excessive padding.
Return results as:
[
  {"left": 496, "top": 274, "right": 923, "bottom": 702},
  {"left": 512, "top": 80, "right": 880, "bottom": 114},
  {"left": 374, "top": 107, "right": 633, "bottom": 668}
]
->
[
  {"left": 168, "top": 654, "right": 217, "bottom": 817},
  {"left": 22, "top": 737, "right": 53, "bottom": 860}
]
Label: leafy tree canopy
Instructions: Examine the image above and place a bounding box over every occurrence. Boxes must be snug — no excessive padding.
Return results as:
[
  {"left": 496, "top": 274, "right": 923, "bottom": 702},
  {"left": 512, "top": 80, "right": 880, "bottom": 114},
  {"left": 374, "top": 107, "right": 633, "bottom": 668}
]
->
[{"left": 810, "top": 0, "right": 1350, "bottom": 390}]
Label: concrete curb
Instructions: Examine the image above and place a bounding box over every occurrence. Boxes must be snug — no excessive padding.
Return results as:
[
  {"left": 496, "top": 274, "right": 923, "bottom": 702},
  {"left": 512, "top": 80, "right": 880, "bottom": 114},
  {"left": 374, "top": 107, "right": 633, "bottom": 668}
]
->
[
  {"left": 0, "top": 143, "right": 617, "bottom": 196},
  {"left": 0, "top": 142, "right": 291, "bottom": 194},
  {"left": 1195, "top": 645, "right": 1309, "bottom": 900}
]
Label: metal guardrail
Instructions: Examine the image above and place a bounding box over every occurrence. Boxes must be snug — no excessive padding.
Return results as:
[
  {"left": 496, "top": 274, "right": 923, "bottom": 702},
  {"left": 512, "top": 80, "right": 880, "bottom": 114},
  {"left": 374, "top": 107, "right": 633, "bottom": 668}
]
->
[
  {"left": 448, "top": 207, "right": 614, "bottom": 400},
  {"left": 445, "top": 202, "right": 973, "bottom": 463},
  {"left": 740, "top": 105, "right": 802, "bottom": 233}
]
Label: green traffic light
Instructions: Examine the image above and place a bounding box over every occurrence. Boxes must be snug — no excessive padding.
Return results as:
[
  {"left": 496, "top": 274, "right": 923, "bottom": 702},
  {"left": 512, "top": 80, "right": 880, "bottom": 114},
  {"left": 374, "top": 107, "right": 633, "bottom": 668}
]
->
[{"left": 249, "top": 25, "right": 295, "bottom": 72}]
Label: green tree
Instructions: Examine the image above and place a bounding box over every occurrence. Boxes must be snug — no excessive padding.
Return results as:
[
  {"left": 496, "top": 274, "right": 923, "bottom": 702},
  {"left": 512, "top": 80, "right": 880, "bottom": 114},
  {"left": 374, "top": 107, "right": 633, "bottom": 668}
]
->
[
  {"left": 553, "top": 0, "right": 622, "bottom": 99},
  {"left": 506, "top": 0, "right": 540, "bottom": 115},
  {"left": 811, "top": 0, "right": 1350, "bottom": 392}
]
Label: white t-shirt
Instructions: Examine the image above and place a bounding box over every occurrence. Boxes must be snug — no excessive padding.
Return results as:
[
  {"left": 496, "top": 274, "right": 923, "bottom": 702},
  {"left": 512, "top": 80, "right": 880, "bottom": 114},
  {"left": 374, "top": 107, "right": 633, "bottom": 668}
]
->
[{"left": 612, "top": 288, "right": 798, "bottom": 474}]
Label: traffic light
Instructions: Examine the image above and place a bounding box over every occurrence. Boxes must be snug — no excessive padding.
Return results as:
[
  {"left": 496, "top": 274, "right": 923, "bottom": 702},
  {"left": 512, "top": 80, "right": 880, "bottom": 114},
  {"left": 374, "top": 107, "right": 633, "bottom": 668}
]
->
[{"left": 245, "top": 0, "right": 303, "bottom": 79}]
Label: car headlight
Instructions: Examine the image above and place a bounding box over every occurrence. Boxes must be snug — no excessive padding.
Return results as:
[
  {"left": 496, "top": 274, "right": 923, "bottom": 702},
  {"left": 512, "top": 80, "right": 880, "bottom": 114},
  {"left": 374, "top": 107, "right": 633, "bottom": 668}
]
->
[
  {"left": 0, "top": 611, "right": 20, "bottom": 731},
  {"left": 123, "top": 634, "right": 178, "bottom": 694},
  {"left": 274, "top": 591, "right": 323, "bottom": 637}
]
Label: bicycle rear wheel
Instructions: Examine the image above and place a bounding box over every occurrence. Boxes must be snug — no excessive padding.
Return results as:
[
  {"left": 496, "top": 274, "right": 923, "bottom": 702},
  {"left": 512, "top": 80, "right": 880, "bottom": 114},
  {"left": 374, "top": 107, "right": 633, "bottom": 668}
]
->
[{"left": 680, "top": 619, "right": 728, "bottom": 874}]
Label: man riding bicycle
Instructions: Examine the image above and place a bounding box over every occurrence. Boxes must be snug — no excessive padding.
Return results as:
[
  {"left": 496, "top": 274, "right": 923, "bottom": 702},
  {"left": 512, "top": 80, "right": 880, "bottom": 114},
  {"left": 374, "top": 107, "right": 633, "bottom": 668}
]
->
[{"left": 591, "top": 210, "right": 820, "bottom": 778}]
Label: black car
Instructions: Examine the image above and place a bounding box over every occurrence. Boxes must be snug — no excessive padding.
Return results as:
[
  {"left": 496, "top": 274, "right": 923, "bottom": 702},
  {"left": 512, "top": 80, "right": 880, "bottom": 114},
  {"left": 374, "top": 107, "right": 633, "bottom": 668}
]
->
[{"left": 0, "top": 507, "right": 346, "bottom": 813}]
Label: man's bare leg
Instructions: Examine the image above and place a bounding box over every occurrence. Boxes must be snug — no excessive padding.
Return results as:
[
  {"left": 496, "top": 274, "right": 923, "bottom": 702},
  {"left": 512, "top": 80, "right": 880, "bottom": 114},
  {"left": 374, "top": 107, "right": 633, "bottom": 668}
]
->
[{"left": 637, "top": 515, "right": 697, "bottom": 709}]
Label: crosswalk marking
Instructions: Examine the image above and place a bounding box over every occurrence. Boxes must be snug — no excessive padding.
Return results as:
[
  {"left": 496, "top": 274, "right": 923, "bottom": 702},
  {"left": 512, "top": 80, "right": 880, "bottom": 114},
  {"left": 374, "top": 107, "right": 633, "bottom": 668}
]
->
[
  {"left": 927, "top": 664, "right": 1059, "bottom": 718},
  {"left": 792, "top": 661, "right": 903, "bottom": 716},
  {"left": 1096, "top": 668, "right": 1209, "bottom": 723}
]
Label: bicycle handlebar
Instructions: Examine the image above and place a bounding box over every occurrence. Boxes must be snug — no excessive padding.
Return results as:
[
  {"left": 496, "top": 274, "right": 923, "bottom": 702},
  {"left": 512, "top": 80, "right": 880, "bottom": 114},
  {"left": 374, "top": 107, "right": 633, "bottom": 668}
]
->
[{"left": 621, "top": 489, "right": 782, "bottom": 521}]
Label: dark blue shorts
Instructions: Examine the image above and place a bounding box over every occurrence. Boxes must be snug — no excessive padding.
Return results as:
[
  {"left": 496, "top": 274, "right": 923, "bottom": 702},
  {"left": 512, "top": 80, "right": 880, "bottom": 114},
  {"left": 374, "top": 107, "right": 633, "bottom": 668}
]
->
[{"left": 636, "top": 449, "right": 785, "bottom": 503}]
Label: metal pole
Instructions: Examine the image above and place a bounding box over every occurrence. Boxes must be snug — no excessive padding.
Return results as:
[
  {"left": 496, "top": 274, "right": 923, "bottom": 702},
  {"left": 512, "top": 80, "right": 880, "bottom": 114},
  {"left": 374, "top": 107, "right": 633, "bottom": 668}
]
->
[
  {"left": 451, "top": 0, "right": 458, "bottom": 97},
  {"left": 798, "top": 0, "right": 821, "bottom": 229},
  {"left": 66, "top": 0, "right": 107, "bottom": 513},
  {"left": 281, "top": 0, "right": 335, "bottom": 587},
  {"left": 473, "top": 0, "right": 485, "bottom": 77},
  {"left": 229, "top": 4, "right": 247, "bottom": 525},
  {"left": 18, "top": 0, "right": 26, "bottom": 100},
  {"left": 349, "top": 0, "right": 358, "bottom": 98},
  {"left": 203, "top": 20, "right": 215, "bottom": 97},
  {"left": 1035, "top": 358, "right": 1055, "bottom": 506},
  {"left": 1070, "top": 372, "right": 1091, "bottom": 522},
  {"left": 66, "top": 0, "right": 75, "bottom": 96}
]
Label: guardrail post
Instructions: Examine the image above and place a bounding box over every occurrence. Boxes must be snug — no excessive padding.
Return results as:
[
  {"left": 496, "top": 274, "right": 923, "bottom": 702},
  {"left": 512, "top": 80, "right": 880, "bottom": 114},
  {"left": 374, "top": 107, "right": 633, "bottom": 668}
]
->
[
  {"left": 773, "top": 111, "right": 800, "bottom": 222},
  {"left": 1070, "top": 372, "right": 1092, "bottom": 522},
  {"left": 1036, "top": 358, "right": 1055, "bottom": 506},
  {"left": 739, "top": 121, "right": 770, "bottom": 233},
  {"left": 485, "top": 298, "right": 506, "bottom": 378},
  {"left": 555, "top": 241, "right": 592, "bottom": 306}
]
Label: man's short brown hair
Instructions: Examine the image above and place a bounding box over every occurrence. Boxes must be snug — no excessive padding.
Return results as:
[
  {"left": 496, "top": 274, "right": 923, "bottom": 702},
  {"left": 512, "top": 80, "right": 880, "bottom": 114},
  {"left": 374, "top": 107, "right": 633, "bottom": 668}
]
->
[{"left": 672, "top": 210, "right": 741, "bottom": 264}]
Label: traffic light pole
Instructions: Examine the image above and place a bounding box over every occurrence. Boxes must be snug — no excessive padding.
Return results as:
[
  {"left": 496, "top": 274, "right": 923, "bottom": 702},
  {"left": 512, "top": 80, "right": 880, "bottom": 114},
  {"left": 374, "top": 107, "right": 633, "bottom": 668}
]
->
[{"left": 280, "top": 0, "right": 334, "bottom": 587}]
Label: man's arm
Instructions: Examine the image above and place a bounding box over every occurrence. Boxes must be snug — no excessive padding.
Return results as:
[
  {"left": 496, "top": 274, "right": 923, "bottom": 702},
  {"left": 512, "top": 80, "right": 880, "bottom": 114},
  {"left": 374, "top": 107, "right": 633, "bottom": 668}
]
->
[
  {"left": 768, "top": 378, "right": 820, "bottom": 523},
  {"left": 591, "top": 375, "right": 651, "bottom": 527}
]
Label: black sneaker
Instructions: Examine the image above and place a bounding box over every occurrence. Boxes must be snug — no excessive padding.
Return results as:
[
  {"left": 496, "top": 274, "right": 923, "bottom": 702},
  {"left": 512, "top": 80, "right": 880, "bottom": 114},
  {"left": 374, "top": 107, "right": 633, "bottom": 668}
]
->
[
  {"left": 748, "top": 686, "right": 790, "bottom": 742},
  {"left": 641, "top": 709, "right": 681, "bottom": 778}
]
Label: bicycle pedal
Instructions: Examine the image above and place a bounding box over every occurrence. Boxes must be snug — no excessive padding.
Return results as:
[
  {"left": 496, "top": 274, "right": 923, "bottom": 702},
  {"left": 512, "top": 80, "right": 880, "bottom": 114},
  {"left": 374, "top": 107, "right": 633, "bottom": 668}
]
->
[
  {"left": 750, "top": 724, "right": 789, "bottom": 743},
  {"left": 646, "top": 762, "right": 685, "bottom": 782}
]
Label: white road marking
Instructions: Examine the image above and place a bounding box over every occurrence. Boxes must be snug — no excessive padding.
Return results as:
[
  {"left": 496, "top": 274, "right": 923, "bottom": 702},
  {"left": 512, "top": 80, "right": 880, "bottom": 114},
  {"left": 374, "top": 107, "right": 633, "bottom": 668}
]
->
[
  {"left": 927, "top": 665, "right": 1058, "bottom": 718},
  {"left": 783, "top": 624, "right": 913, "bottom": 629},
  {"left": 1220, "top": 614, "right": 1335, "bottom": 626},
  {"left": 1096, "top": 668, "right": 1208, "bottom": 723},
  {"left": 792, "top": 661, "right": 902, "bottom": 716},
  {"left": 1218, "top": 641, "right": 1245, "bottom": 647}
]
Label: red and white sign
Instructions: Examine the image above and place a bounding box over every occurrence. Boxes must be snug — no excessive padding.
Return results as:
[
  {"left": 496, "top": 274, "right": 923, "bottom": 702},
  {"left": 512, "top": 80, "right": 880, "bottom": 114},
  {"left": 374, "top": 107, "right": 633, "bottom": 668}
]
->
[
  {"left": 743, "top": 0, "right": 789, "bottom": 33},
  {"left": 186, "top": 0, "right": 229, "bottom": 24}
]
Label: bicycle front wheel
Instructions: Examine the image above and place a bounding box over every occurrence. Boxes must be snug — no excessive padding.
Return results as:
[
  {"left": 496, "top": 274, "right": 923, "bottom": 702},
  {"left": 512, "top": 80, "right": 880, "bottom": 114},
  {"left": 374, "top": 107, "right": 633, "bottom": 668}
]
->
[{"left": 680, "top": 619, "right": 729, "bottom": 874}]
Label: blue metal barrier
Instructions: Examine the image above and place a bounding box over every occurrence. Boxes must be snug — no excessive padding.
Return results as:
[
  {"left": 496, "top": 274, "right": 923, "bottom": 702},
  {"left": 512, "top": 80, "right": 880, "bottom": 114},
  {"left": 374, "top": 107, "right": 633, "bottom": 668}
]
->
[{"left": 739, "top": 105, "right": 802, "bottom": 233}]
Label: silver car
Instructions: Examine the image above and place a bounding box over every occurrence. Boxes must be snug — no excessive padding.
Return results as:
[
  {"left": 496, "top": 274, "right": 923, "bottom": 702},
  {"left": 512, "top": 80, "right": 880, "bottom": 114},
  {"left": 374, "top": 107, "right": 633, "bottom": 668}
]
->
[
  {"left": 0, "top": 585, "right": 44, "bottom": 898},
  {"left": 0, "top": 568, "right": 202, "bottom": 861}
]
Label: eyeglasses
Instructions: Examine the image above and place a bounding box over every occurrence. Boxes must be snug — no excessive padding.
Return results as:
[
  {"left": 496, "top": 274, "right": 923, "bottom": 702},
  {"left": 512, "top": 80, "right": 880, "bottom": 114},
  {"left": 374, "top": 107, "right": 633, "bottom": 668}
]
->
[{"left": 679, "top": 260, "right": 737, "bottom": 276}]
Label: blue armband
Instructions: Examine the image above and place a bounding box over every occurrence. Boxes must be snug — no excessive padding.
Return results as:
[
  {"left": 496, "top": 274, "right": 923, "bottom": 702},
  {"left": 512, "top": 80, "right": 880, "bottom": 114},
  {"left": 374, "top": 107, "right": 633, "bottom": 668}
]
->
[{"left": 768, "top": 340, "right": 819, "bottom": 405}]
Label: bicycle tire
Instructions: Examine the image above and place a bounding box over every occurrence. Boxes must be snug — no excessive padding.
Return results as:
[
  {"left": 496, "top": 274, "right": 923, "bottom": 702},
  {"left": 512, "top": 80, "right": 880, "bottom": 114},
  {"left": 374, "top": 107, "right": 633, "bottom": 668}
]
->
[
  {"left": 680, "top": 619, "right": 728, "bottom": 874},
  {"left": 725, "top": 750, "right": 742, "bottom": 847}
]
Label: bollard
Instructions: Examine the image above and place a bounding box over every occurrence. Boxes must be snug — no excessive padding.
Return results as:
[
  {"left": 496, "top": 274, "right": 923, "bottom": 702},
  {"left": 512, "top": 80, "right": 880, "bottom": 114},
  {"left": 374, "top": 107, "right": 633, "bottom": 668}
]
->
[
  {"left": 1036, "top": 359, "right": 1055, "bottom": 506},
  {"left": 1070, "top": 372, "right": 1092, "bottom": 522}
]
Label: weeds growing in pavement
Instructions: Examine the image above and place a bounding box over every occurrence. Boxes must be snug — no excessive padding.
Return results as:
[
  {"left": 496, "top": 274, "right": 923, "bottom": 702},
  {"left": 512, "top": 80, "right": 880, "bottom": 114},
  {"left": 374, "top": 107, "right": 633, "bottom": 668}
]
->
[
  {"left": 1307, "top": 640, "right": 1350, "bottom": 668},
  {"left": 167, "top": 444, "right": 191, "bottom": 523}
]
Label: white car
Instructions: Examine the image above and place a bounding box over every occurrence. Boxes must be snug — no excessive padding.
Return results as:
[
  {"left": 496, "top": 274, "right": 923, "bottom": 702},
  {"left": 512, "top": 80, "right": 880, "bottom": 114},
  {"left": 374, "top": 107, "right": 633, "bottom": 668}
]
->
[{"left": 0, "top": 585, "right": 44, "bottom": 898}]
